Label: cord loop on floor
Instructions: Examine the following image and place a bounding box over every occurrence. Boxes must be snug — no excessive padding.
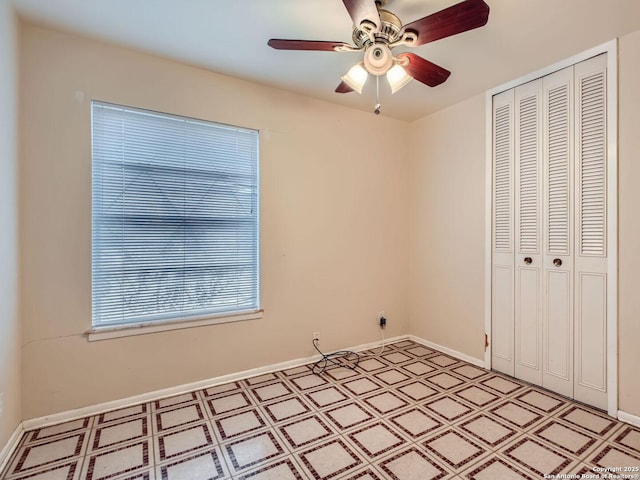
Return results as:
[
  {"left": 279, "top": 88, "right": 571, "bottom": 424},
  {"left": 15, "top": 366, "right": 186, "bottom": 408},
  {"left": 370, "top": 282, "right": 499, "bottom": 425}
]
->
[{"left": 311, "top": 338, "right": 360, "bottom": 375}]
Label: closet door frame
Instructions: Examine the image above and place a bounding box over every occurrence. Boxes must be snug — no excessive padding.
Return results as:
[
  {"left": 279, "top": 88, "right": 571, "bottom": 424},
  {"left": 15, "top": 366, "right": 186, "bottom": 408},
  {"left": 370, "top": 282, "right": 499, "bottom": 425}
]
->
[{"left": 484, "top": 39, "right": 618, "bottom": 417}]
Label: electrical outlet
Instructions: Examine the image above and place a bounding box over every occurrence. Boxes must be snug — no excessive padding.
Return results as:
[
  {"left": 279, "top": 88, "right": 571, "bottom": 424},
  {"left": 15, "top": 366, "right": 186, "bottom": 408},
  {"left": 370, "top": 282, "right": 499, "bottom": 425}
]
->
[
  {"left": 312, "top": 332, "right": 320, "bottom": 341},
  {"left": 378, "top": 311, "right": 387, "bottom": 328}
]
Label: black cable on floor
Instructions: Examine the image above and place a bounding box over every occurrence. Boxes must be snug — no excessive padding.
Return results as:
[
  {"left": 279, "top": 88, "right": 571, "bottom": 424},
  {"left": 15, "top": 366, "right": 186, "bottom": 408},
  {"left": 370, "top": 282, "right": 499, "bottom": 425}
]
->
[{"left": 311, "top": 338, "right": 360, "bottom": 375}]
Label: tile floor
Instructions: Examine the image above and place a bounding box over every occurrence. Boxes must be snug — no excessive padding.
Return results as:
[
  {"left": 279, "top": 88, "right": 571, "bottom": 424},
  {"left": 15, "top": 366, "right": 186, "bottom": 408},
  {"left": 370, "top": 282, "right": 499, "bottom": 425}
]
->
[{"left": 2, "top": 340, "right": 640, "bottom": 479}]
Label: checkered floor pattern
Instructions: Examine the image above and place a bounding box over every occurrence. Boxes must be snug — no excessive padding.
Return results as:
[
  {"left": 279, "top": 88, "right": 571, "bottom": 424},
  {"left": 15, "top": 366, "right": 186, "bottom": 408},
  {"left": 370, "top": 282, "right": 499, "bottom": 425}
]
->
[{"left": 2, "top": 340, "right": 639, "bottom": 479}]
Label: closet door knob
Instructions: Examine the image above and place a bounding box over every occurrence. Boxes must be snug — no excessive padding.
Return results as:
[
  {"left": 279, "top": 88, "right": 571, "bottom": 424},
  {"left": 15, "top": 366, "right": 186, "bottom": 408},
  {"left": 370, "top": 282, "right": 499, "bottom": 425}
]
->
[
  {"left": 553, "top": 258, "right": 563, "bottom": 267},
  {"left": 524, "top": 257, "right": 532, "bottom": 265}
]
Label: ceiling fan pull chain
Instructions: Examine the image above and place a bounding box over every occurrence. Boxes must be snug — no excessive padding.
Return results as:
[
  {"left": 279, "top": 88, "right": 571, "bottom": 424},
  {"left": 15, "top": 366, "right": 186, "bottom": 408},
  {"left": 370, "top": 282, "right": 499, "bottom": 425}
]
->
[{"left": 374, "top": 75, "right": 381, "bottom": 115}]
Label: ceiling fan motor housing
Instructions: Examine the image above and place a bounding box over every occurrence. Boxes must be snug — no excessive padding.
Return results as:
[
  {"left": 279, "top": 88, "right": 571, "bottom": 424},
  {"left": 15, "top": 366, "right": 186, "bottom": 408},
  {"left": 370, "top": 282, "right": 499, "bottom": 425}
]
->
[{"left": 352, "top": 9, "right": 402, "bottom": 48}]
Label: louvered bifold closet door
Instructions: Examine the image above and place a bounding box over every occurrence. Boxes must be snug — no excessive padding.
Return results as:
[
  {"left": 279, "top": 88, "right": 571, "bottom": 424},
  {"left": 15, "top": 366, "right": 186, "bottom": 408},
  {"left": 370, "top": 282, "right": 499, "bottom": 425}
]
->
[
  {"left": 514, "top": 80, "right": 543, "bottom": 385},
  {"left": 492, "top": 90, "right": 516, "bottom": 376},
  {"left": 573, "top": 54, "right": 608, "bottom": 410},
  {"left": 542, "top": 66, "right": 575, "bottom": 398}
]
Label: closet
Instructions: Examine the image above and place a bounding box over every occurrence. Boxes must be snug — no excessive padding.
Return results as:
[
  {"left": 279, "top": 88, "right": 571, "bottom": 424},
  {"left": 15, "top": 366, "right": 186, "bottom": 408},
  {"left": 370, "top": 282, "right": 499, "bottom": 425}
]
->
[{"left": 490, "top": 53, "right": 609, "bottom": 410}]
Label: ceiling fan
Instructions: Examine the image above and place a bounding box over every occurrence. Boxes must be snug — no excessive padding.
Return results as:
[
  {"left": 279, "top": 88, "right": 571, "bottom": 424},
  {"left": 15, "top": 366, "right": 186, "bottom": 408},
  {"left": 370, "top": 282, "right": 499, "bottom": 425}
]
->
[{"left": 268, "top": 0, "right": 490, "bottom": 105}]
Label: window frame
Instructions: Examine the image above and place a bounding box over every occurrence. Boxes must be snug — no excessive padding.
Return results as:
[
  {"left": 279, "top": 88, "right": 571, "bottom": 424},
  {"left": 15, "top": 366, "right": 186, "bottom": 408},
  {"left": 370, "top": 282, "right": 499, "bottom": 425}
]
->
[{"left": 88, "top": 101, "right": 261, "bottom": 340}]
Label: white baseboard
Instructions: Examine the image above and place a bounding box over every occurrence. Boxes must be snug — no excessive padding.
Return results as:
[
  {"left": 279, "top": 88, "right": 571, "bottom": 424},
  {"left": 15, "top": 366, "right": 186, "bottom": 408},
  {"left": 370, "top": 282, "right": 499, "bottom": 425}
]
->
[
  {"left": 407, "top": 335, "right": 485, "bottom": 368},
  {"left": 0, "top": 423, "right": 24, "bottom": 475},
  {"left": 618, "top": 410, "right": 640, "bottom": 428},
  {"left": 350, "top": 334, "right": 411, "bottom": 354},
  {"left": 23, "top": 334, "right": 410, "bottom": 431}
]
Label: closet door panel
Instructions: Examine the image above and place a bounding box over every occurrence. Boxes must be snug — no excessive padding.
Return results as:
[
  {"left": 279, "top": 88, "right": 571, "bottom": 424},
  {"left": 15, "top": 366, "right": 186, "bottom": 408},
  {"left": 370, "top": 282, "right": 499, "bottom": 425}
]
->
[
  {"left": 576, "top": 272, "right": 606, "bottom": 392},
  {"left": 545, "top": 270, "right": 572, "bottom": 380},
  {"left": 514, "top": 80, "right": 543, "bottom": 385},
  {"left": 515, "top": 267, "right": 540, "bottom": 373},
  {"left": 493, "top": 265, "right": 514, "bottom": 374},
  {"left": 492, "top": 89, "right": 515, "bottom": 376},
  {"left": 573, "top": 54, "right": 608, "bottom": 410},
  {"left": 542, "top": 66, "right": 574, "bottom": 398}
]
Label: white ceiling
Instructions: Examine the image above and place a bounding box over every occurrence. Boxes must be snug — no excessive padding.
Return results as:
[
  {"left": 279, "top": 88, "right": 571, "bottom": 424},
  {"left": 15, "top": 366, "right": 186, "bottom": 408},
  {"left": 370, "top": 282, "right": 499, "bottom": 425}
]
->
[{"left": 11, "top": 0, "right": 640, "bottom": 121}]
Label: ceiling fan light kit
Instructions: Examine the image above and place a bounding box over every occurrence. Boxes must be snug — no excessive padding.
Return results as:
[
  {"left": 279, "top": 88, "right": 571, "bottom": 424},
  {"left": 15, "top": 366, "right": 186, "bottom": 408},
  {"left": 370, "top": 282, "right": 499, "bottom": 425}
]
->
[
  {"left": 386, "top": 64, "right": 412, "bottom": 94},
  {"left": 364, "top": 43, "right": 394, "bottom": 75},
  {"left": 341, "top": 63, "right": 368, "bottom": 94},
  {"left": 268, "top": 0, "right": 490, "bottom": 112}
]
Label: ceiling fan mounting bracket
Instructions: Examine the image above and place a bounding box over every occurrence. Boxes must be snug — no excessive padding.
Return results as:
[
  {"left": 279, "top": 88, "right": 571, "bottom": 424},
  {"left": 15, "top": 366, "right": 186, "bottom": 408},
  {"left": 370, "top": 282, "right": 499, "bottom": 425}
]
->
[
  {"left": 359, "top": 20, "right": 377, "bottom": 34},
  {"left": 389, "top": 30, "right": 418, "bottom": 48},
  {"left": 334, "top": 44, "right": 362, "bottom": 52},
  {"left": 396, "top": 55, "right": 410, "bottom": 67}
]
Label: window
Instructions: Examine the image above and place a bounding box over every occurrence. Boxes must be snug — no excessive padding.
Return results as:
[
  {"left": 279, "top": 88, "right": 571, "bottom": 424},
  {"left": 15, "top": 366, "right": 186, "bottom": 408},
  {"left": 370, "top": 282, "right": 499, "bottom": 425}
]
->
[{"left": 91, "top": 101, "right": 259, "bottom": 328}]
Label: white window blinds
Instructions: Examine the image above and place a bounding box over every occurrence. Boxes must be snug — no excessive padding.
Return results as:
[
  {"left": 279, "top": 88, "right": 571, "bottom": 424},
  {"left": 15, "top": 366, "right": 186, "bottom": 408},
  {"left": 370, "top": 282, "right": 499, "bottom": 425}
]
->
[{"left": 91, "top": 101, "right": 259, "bottom": 327}]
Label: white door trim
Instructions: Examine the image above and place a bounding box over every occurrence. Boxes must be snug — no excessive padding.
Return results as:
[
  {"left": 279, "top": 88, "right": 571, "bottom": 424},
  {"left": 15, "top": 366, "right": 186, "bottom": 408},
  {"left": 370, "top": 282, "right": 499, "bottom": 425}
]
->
[
  {"left": 484, "top": 39, "right": 618, "bottom": 416},
  {"left": 605, "top": 40, "right": 618, "bottom": 418}
]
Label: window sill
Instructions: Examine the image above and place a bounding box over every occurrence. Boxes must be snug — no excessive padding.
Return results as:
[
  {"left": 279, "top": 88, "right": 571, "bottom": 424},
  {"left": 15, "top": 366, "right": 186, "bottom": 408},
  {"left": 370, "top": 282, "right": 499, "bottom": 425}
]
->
[{"left": 86, "top": 309, "right": 263, "bottom": 342}]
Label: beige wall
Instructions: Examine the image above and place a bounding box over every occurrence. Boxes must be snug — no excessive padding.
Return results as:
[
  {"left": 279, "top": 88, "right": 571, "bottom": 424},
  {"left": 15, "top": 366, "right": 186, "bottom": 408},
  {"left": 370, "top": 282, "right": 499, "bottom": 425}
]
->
[
  {"left": 408, "top": 35, "right": 640, "bottom": 418},
  {"left": 0, "top": 0, "right": 21, "bottom": 448},
  {"left": 618, "top": 30, "right": 640, "bottom": 416},
  {"left": 19, "top": 24, "right": 410, "bottom": 419},
  {"left": 408, "top": 94, "right": 487, "bottom": 361}
]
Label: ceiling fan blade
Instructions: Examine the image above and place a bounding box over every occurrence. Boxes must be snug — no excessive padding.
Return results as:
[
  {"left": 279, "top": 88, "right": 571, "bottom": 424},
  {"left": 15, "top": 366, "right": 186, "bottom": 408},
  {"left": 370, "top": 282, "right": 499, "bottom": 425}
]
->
[
  {"left": 342, "top": 0, "right": 381, "bottom": 31},
  {"left": 335, "top": 81, "right": 355, "bottom": 93},
  {"left": 397, "top": 53, "right": 451, "bottom": 87},
  {"left": 401, "top": 0, "right": 489, "bottom": 46},
  {"left": 268, "top": 39, "right": 351, "bottom": 51}
]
